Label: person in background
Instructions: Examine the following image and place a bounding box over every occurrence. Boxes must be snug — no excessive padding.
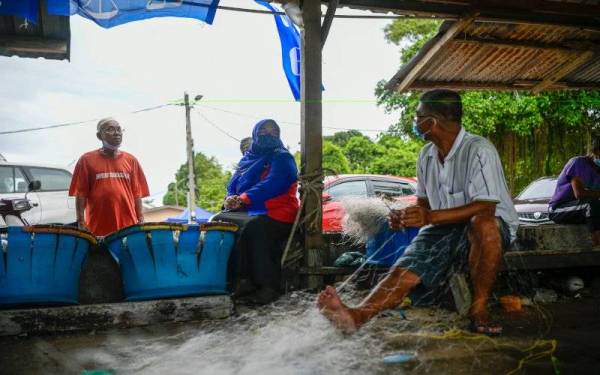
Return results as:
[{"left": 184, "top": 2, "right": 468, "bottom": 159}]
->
[
  {"left": 240, "top": 137, "right": 252, "bottom": 155},
  {"left": 213, "top": 119, "right": 299, "bottom": 305},
  {"left": 318, "top": 89, "right": 518, "bottom": 335},
  {"left": 69, "top": 118, "right": 150, "bottom": 236},
  {"left": 549, "top": 137, "right": 600, "bottom": 245}
]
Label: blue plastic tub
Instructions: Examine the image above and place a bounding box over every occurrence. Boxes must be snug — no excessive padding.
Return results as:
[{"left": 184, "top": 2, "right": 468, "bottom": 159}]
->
[
  {"left": 105, "top": 222, "right": 238, "bottom": 301},
  {"left": 0, "top": 226, "right": 96, "bottom": 307},
  {"left": 365, "top": 226, "right": 419, "bottom": 267}
]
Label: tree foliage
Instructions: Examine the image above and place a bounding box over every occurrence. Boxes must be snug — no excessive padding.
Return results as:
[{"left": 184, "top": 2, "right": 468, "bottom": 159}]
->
[
  {"left": 376, "top": 19, "right": 600, "bottom": 193},
  {"left": 163, "top": 152, "right": 231, "bottom": 213}
]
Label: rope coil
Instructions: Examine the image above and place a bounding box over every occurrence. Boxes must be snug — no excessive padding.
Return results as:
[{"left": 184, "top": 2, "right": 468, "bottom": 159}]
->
[{"left": 281, "top": 170, "right": 324, "bottom": 267}]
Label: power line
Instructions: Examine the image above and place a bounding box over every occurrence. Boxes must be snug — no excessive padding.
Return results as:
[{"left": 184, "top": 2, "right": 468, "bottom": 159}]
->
[
  {"left": 194, "top": 110, "right": 242, "bottom": 142},
  {"left": 0, "top": 103, "right": 172, "bottom": 135},
  {"left": 198, "top": 104, "right": 389, "bottom": 133},
  {"left": 216, "top": 4, "right": 404, "bottom": 20}
]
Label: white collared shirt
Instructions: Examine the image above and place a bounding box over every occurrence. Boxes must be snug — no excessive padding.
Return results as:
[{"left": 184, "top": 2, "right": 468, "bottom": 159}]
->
[{"left": 415, "top": 128, "right": 519, "bottom": 239}]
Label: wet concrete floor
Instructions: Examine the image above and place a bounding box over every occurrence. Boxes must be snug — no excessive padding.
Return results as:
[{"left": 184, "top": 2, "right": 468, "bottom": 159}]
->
[{"left": 1, "top": 292, "right": 599, "bottom": 374}]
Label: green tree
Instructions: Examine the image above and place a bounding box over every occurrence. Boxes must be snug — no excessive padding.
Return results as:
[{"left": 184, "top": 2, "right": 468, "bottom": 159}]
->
[
  {"left": 343, "top": 136, "right": 383, "bottom": 172},
  {"left": 324, "top": 130, "right": 365, "bottom": 148},
  {"left": 371, "top": 134, "right": 421, "bottom": 176},
  {"left": 323, "top": 140, "right": 351, "bottom": 175},
  {"left": 293, "top": 140, "right": 352, "bottom": 175},
  {"left": 376, "top": 19, "right": 600, "bottom": 193},
  {"left": 163, "top": 152, "right": 231, "bottom": 213}
]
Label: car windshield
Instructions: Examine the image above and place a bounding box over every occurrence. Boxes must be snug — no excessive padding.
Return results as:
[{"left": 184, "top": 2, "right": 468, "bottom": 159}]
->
[{"left": 517, "top": 178, "right": 557, "bottom": 200}]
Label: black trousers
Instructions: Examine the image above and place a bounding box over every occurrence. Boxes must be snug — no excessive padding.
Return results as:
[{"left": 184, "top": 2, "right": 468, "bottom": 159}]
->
[
  {"left": 549, "top": 199, "right": 600, "bottom": 232},
  {"left": 211, "top": 211, "right": 292, "bottom": 291}
]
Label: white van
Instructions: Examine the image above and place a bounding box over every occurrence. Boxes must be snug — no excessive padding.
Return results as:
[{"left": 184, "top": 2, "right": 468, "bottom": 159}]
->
[{"left": 0, "top": 162, "right": 76, "bottom": 226}]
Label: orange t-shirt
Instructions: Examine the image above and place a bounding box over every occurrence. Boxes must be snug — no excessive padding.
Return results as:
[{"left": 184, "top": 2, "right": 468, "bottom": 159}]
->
[{"left": 69, "top": 150, "right": 150, "bottom": 236}]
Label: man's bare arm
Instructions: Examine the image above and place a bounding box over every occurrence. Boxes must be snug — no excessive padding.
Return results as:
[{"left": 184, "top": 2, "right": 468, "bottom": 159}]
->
[
  {"left": 75, "top": 197, "right": 88, "bottom": 230},
  {"left": 391, "top": 201, "right": 496, "bottom": 229},
  {"left": 571, "top": 177, "right": 600, "bottom": 200},
  {"left": 135, "top": 198, "right": 144, "bottom": 223}
]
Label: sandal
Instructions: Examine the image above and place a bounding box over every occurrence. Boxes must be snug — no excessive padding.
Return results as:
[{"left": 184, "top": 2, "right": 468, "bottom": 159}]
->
[{"left": 468, "top": 321, "right": 503, "bottom": 336}]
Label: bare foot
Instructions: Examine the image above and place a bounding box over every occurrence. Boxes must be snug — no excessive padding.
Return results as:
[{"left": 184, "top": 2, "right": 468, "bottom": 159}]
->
[
  {"left": 317, "top": 285, "right": 359, "bottom": 333},
  {"left": 469, "top": 300, "right": 490, "bottom": 324},
  {"left": 468, "top": 300, "right": 502, "bottom": 334}
]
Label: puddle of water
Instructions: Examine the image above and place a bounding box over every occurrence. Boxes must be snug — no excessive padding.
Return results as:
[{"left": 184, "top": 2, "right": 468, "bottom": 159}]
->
[{"left": 72, "top": 291, "right": 391, "bottom": 375}]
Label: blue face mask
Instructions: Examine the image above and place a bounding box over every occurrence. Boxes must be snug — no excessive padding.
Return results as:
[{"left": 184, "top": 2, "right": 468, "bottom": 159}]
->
[
  {"left": 256, "top": 135, "right": 280, "bottom": 149},
  {"left": 594, "top": 159, "right": 600, "bottom": 167},
  {"left": 412, "top": 119, "right": 431, "bottom": 141},
  {"left": 102, "top": 140, "right": 120, "bottom": 151}
]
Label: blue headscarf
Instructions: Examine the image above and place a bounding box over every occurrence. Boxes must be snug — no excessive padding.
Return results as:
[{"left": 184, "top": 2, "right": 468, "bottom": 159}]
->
[{"left": 228, "top": 119, "right": 288, "bottom": 195}]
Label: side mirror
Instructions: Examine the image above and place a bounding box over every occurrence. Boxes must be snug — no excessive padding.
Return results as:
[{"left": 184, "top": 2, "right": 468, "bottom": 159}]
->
[
  {"left": 322, "top": 192, "right": 332, "bottom": 202},
  {"left": 28, "top": 180, "right": 41, "bottom": 192}
]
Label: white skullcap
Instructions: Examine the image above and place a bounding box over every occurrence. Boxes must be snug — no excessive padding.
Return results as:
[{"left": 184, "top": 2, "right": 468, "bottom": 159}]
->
[{"left": 97, "top": 117, "right": 119, "bottom": 132}]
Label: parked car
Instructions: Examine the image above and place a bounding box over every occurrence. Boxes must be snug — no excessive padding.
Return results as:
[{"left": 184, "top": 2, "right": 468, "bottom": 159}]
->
[
  {"left": 322, "top": 174, "right": 417, "bottom": 233},
  {"left": 0, "top": 162, "right": 76, "bottom": 227},
  {"left": 513, "top": 176, "right": 557, "bottom": 224}
]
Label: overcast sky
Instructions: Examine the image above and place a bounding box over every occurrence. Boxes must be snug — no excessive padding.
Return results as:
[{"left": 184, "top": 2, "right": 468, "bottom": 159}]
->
[{"left": 0, "top": 1, "right": 401, "bottom": 205}]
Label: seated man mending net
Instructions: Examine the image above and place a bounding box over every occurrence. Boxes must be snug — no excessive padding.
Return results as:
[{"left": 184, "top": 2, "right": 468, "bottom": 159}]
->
[
  {"left": 212, "top": 119, "right": 299, "bottom": 305},
  {"left": 318, "top": 89, "right": 518, "bottom": 335}
]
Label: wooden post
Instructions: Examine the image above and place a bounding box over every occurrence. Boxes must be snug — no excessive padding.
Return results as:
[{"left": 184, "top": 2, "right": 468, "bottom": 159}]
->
[{"left": 301, "top": 0, "right": 324, "bottom": 290}]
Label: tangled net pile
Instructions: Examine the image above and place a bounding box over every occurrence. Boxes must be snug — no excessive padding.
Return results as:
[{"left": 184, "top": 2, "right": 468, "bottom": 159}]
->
[{"left": 341, "top": 197, "right": 411, "bottom": 244}]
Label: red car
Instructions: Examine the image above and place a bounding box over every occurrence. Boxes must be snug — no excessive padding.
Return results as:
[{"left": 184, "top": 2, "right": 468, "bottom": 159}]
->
[{"left": 322, "top": 174, "right": 418, "bottom": 233}]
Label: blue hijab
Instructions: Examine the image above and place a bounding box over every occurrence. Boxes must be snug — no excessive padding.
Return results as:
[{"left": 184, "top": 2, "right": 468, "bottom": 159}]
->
[{"left": 228, "top": 119, "right": 288, "bottom": 195}]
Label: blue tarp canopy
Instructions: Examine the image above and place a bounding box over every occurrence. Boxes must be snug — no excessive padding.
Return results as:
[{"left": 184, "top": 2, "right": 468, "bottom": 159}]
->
[
  {"left": 46, "top": 0, "right": 220, "bottom": 28},
  {"left": 166, "top": 207, "right": 214, "bottom": 224}
]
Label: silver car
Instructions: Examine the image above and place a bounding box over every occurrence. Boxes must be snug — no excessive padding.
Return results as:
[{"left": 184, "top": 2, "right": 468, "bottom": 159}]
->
[
  {"left": 0, "top": 162, "right": 76, "bottom": 226},
  {"left": 513, "top": 177, "right": 557, "bottom": 224}
]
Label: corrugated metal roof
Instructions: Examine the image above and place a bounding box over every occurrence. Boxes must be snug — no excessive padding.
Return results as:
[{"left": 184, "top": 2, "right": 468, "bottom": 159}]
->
[
  {"left": 385, "top": 20, "right": 600, "bottom": 92},
  {"left": 0, "top": 1, "right": 70, "bottom": 60}
]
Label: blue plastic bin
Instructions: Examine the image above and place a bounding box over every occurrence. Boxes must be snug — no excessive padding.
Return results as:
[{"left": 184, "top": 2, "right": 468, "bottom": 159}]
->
[
  {"left": 0, "top": 226, "right": 96, "bottom": 307},
  {"left": 365, "top": 226, "right": 419, "bottom": 266},
  {"left": 105, "top": 222, "right": 238, "bottom": 301}
]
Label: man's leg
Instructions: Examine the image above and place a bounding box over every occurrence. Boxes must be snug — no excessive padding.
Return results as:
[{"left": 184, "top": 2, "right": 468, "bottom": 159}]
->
[
  {"left": 586, "top": 200, "right": 600, "bottom": 246},
  {"left": 467, "top": 215, "right": 503, "bottom": 328},
  {"left": 317, "top": 267, "right": 420, "bottom": 332}
]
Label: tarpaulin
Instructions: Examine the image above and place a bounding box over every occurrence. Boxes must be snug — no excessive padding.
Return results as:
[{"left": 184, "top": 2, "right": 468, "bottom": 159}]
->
[
  {"left": 0, "top": 0, "right": 39, "bottom": 23},
  {"left": 47, "top": 0, "right": 220, "bottom": 28},
  {"left": 255, "top": 1, "right": 301, "bottom": 101}
]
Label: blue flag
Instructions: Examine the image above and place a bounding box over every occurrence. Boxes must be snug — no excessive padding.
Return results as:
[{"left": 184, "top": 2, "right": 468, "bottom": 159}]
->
[
  {"left": 47, "top": 0, "right": 220, "bottom": 28},
  {"left": 255, "top": 1, "right": 301, "bottom": 101},
  {"left": 0, "top": 0, "right": 39, "bottom": 23}
]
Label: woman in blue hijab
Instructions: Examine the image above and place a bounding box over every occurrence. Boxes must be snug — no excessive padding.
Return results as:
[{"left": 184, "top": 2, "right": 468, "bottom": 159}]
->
[{"left": 213, "top": 119, "right": 299, "bottom": 304}]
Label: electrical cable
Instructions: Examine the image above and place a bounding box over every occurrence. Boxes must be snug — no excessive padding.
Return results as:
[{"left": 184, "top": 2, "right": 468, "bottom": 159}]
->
[
  {"left": 194, "top": 110, "right": 242, "bottom": 142},
  {"left": 0, "top": 103, "right": 172, "bottom": 135},
  {"left": 198, "top": 104, "right": 389, "bottom": 133},
  {"left": 216, "top": 4, "right": 405, "bottom": 20}
]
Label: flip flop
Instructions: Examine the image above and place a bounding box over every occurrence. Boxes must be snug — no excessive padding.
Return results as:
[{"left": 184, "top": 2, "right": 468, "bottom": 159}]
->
[{"left": 469, "top": 321, "right": 503, "bottom": 336}]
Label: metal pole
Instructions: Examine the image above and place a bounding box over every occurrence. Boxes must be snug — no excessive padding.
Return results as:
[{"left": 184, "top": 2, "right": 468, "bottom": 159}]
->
[
  {"left": 301, "top": 1, "right": 324, "bottom": 290},
  {"left": 184, "top": 92, "right": 197, "bottom": 224},
  {"left": 174, "top": 175, "right": 179, "bottom": 207}
]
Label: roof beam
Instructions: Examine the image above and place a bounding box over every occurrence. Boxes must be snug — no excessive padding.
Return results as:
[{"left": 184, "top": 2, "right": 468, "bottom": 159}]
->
[
  {"left": 394, "top": 14, "right": 477, "bottom": 92},
  {"left": 0, "top": 35, "right": 67, "bottom": 58},
  {"left": 532, "top": 51, "right": 596, "bottom": 92},
  {"left": 335, "top": 1, "right": 600, "bottom": 30},
  {"left": 409, "top": 79, "right": 600, "bottom": 91},
  {"left": 453, "top": 36, "right": 600, "bottom": 54}
]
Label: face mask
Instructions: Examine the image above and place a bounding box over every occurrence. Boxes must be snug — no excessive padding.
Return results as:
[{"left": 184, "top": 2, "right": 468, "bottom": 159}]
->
[
  {"left": 594, "top": 159, "right": 600, "bottom": 167},
  {"left": 102, "top": 140, "right": 120, "bottom": 151},
  {"left": 256, "top": 135, "right": 280, "bottom": 149},
  {"left": 412, "top": 118, "right": 432, "bottom": 141}
]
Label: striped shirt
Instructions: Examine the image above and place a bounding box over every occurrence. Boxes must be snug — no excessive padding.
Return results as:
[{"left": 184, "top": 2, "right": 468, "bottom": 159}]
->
[{"left": 416, "top": 128, "right": 519, "bottom": 239}]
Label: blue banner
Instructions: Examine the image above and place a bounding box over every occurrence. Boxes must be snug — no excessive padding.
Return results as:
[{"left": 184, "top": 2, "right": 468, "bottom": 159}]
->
[
  {"left": 0, "top": 0, "right": 39, "bottom": 23},
  {"left": 255, "top": 1, "right": 301, "bottom": 101},
  {"left": 47, "top": 0, "right": 220, "bottom": 28}
]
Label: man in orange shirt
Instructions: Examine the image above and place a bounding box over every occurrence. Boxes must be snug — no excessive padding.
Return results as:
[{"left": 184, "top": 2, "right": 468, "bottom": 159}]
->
[{"left": 69, "top": 118, "right": 150, "bottom": 236}]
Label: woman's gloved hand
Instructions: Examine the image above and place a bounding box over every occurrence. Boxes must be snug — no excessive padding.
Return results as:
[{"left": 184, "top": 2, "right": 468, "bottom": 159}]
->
[{"left": 224, "top": 195, "right": 244, "bottom": 210}]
